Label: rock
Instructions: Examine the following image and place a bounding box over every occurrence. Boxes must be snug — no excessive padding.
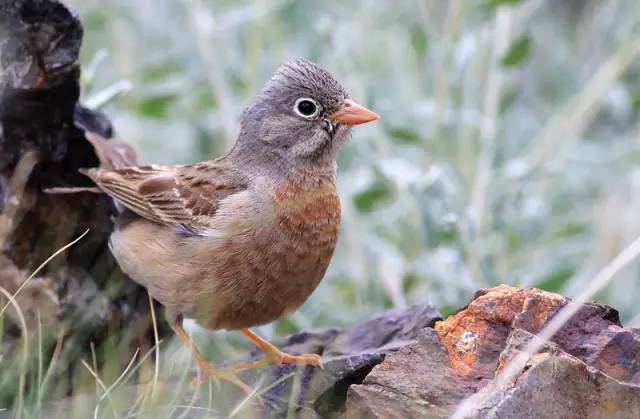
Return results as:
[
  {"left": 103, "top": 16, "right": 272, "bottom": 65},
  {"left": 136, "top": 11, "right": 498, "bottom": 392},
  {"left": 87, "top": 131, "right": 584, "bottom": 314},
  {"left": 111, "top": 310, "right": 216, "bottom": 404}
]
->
[
  {"left": 435, "top": 285, "right": 640, "bottom": 384},
  {"left": 475, "top": 329, "right": 640, "bottom": 419},
  {"left": 324, "top": 301, "right": 443, "bottom": 356},
  {"left": 346, "top": 328, "right": 471, "bottom": 419},
  {"left": 346, "top": 285, "right": 640, "bottom": 418},
  {"left": 240, "top": 302, "right": 443, "bottom": 417}
]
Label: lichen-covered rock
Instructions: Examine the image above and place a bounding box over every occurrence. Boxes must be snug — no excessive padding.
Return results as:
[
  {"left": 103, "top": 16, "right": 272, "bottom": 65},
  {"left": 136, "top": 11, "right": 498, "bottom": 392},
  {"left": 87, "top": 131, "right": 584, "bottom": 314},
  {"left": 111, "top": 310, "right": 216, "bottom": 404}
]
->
[
  {"left": 346, "top": 328, "right": 473, "bottom": 419},
  {"left": 346, "top": 285, "right": 640, "bottom": 418},
  {"left": 435, "top": 285, "right": 640, "bottom": 385}
]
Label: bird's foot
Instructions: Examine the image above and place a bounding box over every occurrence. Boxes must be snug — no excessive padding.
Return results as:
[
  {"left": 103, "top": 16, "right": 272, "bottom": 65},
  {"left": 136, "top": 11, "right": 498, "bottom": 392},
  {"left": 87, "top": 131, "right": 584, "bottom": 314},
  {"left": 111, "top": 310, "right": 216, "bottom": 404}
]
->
[
  {"left": 193, "top": 364, "right": 258, "bottom": 399},
  {"left": 236, "top": 328, "right": 324, "bottom": 372},
  {"left": 268, "top": 350, "right": 323, "bottom": 367},
  {"left": 228, "top": 350, "right": 323, "bottom": 373}
]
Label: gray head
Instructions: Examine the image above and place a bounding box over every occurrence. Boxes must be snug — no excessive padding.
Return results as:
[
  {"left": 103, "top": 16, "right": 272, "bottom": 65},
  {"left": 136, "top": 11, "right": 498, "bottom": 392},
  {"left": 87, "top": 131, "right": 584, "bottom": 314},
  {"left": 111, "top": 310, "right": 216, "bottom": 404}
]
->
[{"left": 231, "top": 60, "right": 378, "bottom": 176}]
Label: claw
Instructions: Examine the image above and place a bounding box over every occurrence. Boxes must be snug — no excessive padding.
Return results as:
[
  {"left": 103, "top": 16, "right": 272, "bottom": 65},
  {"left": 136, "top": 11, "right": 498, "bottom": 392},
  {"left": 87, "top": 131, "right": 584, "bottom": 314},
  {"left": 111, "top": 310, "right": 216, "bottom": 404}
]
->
[
  {"left": 237, "top": 328, "right": 324, "bottom": 372},
  {"left": 191, "top": 363, "right": 263, "bottom": 404},
  {"left": 275, "top": 352, "right": 323, "bottom": 368},
  {"left": 227, "top": 343, "right": 323, "bottom": 373},
  {"left": 169, "top": 315, "right": 260, "bottom": 402}
]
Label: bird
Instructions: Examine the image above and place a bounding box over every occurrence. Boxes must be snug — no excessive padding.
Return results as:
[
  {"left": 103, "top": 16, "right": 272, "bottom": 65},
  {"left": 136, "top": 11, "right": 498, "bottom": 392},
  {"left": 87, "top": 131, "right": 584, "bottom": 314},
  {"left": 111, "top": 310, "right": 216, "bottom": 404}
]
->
[{"left": 79, "top": 59, "right": 379, "bottom": 390}]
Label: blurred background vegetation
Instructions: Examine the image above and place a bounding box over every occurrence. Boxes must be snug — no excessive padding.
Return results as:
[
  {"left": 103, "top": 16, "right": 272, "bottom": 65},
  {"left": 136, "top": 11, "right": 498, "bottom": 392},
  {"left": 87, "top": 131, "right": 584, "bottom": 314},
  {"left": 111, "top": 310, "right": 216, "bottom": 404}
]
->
[
  {"left": 4, "top": 0, "right": 640, "bottom": 416},
  {"left": 72, "top": 0, "right": 640, "bottom": 327}
]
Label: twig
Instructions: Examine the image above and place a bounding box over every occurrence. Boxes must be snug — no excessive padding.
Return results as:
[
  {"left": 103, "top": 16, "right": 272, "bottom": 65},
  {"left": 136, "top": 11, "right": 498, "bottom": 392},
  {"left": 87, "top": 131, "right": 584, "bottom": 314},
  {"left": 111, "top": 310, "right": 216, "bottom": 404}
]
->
[
  {"left": 0, "top": 286, "right": 29, "bottom": 419},
  {"left": 0, "top": 229, "right": 90, "bottom": 317},
  {"left": 179, "top": 0, "right": 238, "bottom": 148},
  {"left": 468, "top": 8, "right": 512, "bottom": 227},
  {"left": 93, "top": 348, "right": 140, "bottom": 419},
  {"left": 39, "top": 327, "right": 66, "bottom": 408},
  {"left": 518, "top": 36, "right": 640, "bottom": 177},
  {"left": 427, "top": 0, "right": 462, "bottom": 143},
  {"left": 80, "top": 359, "right": 119, "bottom": 419},
  {"left": 147, "top": 292, "right": 160, "bottom": 401},
  {"left": 228, "top": 374, "right": 266, "bottom": 418},
  {"left": 0, "top": 150, "right": 40, "bottom": 249}
]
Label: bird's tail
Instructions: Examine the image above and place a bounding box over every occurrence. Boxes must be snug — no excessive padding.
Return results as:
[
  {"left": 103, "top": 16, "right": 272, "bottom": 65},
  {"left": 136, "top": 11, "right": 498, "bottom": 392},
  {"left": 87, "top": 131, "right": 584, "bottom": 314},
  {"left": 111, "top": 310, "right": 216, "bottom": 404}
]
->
[
  {"left": 84, "top": 132, "right": 138, "bottom": 171},
  {"left": 44, "top": 132, "right": 138, "bottom": 196}
]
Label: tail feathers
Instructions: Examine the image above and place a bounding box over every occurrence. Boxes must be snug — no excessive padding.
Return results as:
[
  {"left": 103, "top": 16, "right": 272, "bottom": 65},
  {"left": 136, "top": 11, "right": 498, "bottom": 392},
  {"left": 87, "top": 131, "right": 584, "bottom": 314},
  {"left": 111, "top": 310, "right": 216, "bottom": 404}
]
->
[
  {"left": 43, "top": 132, "right": 138, "bottom": 202},
  {"left": 79, "top": 167, "right": 97, "bottom": 178},
  {"left": 85, "top": 132, "right": 138, "bottom": 171}
]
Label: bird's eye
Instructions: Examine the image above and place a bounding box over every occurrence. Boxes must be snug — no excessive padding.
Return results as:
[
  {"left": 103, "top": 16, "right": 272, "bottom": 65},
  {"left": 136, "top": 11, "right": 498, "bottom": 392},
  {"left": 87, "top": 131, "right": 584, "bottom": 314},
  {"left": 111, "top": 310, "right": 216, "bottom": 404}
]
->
[{"left": 294, "top": 98, "right": 319, "bottom": 118}]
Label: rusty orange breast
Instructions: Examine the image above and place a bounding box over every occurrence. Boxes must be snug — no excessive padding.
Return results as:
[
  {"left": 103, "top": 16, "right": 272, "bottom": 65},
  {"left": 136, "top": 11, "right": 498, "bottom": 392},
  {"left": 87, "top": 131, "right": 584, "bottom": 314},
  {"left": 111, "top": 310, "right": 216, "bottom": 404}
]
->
[{"left": 272, "top": 180, "right": 341, "bottom": 250}]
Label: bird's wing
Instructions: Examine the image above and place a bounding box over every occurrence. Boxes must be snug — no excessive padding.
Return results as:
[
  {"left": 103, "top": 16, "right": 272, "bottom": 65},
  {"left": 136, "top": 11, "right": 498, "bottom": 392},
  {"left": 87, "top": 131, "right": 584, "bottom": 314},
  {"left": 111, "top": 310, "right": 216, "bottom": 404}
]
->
[{"left": 82, "top": 160, "right": 247, "bottom": 233}]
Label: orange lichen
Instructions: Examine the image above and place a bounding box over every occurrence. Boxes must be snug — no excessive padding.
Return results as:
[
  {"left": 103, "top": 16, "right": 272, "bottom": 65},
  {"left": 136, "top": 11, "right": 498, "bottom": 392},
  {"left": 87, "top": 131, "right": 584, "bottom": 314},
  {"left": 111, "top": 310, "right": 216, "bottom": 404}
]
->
[{"left": 435, "top": 285, "right": 566, "bottom": 375}]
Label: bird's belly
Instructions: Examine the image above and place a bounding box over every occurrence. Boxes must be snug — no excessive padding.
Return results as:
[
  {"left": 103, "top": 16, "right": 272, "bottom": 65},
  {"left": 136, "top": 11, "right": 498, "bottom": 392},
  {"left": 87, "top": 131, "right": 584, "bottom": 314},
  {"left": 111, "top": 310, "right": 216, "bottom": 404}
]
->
[
  {"left": 198, "top": 181, "right": 341, "bottom": 330},
  {"left": 109, "top": 182, "right": 341, "bottom": 331},
  {"left": 202, "top": 244, "right": 336, "bottom": 330}
]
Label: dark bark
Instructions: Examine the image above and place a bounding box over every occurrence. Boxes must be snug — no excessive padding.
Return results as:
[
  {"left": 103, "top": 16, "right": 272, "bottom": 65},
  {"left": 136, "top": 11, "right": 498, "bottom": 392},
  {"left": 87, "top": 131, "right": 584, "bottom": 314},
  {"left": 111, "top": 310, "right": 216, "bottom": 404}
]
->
[{"left": 0, "top": 0, "right": 154, "bottom": 406}]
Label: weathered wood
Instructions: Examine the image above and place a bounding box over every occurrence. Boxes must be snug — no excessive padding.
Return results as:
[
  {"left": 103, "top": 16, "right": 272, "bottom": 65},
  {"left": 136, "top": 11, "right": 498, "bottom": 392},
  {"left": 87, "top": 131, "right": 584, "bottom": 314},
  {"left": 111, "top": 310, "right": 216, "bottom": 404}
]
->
[{"left": 0, "top": 0, "right": 155, "bottom": 406}]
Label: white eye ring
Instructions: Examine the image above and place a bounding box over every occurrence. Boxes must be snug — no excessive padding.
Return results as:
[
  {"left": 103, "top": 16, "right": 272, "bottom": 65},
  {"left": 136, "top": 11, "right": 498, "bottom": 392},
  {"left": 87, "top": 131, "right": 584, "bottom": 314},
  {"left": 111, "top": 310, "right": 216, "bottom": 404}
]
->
[{"left": 294, "top": 97, "right": 320, "bottom": 119}]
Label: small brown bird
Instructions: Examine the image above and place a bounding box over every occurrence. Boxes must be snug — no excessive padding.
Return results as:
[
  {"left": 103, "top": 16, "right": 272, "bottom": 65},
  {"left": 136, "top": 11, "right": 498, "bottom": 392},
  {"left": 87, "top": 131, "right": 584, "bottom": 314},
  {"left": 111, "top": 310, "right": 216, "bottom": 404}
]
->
[{"left": 82, "top": 60, "right": 379, "bottom": 388}]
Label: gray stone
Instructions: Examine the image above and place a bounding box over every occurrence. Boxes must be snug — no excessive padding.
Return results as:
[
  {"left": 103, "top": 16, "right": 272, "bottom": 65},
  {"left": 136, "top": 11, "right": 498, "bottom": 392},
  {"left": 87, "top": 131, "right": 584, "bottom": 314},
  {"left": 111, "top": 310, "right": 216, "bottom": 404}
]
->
[
  {"left": 474, "top": 329, "right": 640, "bottom": 419},
  {"left": 242, "top": 302, "right": 443, "bottom": 417},
  {"left": 345, "top": 286, "right": 640, "bottom": 419}
]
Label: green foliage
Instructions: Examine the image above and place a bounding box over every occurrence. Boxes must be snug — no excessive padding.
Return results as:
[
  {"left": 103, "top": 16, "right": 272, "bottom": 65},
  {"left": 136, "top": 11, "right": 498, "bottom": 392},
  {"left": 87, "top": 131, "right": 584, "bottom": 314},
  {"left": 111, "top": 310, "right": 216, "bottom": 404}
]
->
[
  {"left": 410, "top": 23, "right": 429, "bottom": 57},
  {"left": 136, "top": 94, "right": 176, "bottom": 118},
  {"left": 387, "top": 126, "right": 422, "bottom": 144},
  {"left": 487, "top": 0, "right": 522, "bottom": 8},
  {"left": 353, "top": 175, "right": 393, "bottom": 212},
  {"left": 536, "top": 266, "right": 576, "bottom": 293},
  {"left": 63, "top": 0, "right": 640, "bottom": 357},
  {"left": 501, "top": 35, "right": 532, "bottom": 67}
]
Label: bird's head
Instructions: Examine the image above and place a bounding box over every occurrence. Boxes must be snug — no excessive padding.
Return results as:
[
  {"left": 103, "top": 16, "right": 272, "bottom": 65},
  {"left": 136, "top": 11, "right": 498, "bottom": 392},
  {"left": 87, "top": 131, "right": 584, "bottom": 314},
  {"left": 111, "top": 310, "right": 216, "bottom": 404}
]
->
[{"left": 235, "top": 60, "right": 378, "bottom": 174}]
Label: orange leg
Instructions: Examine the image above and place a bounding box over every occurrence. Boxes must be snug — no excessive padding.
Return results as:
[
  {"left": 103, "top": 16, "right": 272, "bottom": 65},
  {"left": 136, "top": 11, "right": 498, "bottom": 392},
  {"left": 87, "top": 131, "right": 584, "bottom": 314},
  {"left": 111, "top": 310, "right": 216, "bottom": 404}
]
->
[
  {"left": 169, "top": 316, "right": 254, "bottom": 395},
  {"left": 230, "top": 328, "right": 323, "bottom": 371}
]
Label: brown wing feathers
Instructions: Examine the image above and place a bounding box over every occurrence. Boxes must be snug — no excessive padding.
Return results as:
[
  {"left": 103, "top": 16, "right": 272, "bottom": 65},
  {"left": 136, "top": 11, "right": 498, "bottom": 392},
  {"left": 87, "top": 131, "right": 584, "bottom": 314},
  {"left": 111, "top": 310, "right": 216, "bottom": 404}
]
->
[
  {"left": 81, "top": 163, "right": 246, "bottom": 233},
  {"left": 81, "top": 166, "right": 169, "bottom": 225}
]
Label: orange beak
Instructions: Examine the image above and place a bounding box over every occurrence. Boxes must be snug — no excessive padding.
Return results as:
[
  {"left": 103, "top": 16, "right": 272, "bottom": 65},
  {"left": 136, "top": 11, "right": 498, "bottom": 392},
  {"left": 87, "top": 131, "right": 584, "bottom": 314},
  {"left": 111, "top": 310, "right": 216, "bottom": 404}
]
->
[{"left": 330, "top": 99, "right": 379, "bottom": 126}]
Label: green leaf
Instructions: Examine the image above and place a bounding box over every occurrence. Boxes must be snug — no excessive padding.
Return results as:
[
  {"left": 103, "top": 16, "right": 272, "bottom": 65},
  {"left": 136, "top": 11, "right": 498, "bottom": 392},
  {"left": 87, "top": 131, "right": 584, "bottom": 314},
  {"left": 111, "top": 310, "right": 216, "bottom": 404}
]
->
[
  {"left": 553, "top": 222, "right": 587, "bottom": 239},
  {"left": 439, "top": 305, "right": 457, "bottom": 319},
  {"left": 141, "top": 61, "right": 181, "bottom": 82},
  {"left": 83, "top": 12, "right": 107, "bottom": 30},
  {"left": 353, "top": 178, "right": 392, "bottom": 212},
  {"left": 631, "top": 91, "right": 640, "bottom": 111},
  {"left": 536, "top": 266, "right": 575, "bottom": 293},
  {"left": 499, "top": 88, "right": 518, "bottom": 113},
  {"left": 487, "top": 0, "right": 522, "bottom": 7},
  {"left": 388, "top": 126, "right": 422, "bottom": 144},
  {"left": 195, "top": 82, "right": 216, "bottom": 110},
  {"left": 501, "top": 35, "right": 531, "bottom": 68},
  {"left": 274, "top": 317, "right": 299, "bottom": 335},
  {"left": 409, "top": 23, "right": 428, "bottom": 57},
  {"left": 136, "top": 95, "right": 175, "bottom": 118}
]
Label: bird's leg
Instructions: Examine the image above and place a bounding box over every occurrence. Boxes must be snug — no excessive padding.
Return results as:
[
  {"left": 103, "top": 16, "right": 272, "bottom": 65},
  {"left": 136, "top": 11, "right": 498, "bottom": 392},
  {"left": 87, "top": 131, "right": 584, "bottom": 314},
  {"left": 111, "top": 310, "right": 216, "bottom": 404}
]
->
[
  {"left": 229, "top": 328, "right": 323, "bottom": 371},
  {"left": 168, "top": 315, "right": 254, "bottom": 395}
]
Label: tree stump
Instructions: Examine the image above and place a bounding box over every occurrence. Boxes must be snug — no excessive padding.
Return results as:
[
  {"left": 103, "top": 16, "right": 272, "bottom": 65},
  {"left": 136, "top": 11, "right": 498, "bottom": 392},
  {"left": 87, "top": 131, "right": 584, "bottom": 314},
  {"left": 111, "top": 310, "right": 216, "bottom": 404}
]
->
[{"left": 0, "top": 0, "right": 156, "bottom": 407}]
